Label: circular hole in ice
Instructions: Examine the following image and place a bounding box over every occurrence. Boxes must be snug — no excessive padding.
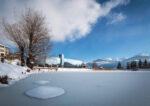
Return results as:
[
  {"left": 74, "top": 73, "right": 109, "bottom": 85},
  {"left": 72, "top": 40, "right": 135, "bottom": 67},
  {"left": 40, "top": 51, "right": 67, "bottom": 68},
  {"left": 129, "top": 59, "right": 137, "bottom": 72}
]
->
[
  {"left": 25, "top": 86, "right": 65, "bottom": 99},
  {"left": 33, "top": 81, "right": 49, "bottom": 85}
]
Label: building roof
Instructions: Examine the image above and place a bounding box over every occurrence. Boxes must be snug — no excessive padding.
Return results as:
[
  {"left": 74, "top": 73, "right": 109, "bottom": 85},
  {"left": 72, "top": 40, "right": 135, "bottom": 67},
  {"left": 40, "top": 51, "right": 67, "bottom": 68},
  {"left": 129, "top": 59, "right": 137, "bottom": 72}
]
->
[{"left": 0, "top": 44, "right": 9, "bottom": 48}]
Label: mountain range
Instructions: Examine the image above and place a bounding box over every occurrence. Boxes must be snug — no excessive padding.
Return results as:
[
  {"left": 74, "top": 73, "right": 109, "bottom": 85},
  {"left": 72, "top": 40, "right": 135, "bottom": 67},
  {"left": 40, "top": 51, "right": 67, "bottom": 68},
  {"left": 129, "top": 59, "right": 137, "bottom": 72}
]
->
[{"left": 88, "top": 54, "right": 150, "bottom": 69}]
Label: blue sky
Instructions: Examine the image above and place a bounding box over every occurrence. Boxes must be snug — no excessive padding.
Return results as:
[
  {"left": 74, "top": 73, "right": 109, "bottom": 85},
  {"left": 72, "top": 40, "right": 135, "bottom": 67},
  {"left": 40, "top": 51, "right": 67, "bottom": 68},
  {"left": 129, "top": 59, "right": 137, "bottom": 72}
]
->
[
  {"left": 0, "top": 0, "right": 150, "bottom": 62},
  {"left": 52, "top": 0, "right": 150, "bottom": 61}
]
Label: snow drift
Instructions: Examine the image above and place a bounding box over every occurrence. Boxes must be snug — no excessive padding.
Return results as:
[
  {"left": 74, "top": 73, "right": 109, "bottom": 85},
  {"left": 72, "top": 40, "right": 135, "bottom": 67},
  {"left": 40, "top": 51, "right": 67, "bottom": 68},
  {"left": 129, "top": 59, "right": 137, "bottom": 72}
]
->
[
  {"left": 0, "top": 62, "right": 27, "bottom": 87},
  {"left": 0, "top": 62, "right": 27, "bottom": 79},
  {"left": 25, "top": 86, "right": 65, "bottom": 99}
]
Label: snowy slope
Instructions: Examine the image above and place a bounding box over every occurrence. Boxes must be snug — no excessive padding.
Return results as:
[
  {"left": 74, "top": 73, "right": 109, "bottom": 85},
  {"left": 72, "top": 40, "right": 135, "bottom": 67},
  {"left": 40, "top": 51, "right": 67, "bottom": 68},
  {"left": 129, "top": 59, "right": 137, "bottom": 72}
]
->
[
  {"left": 0, "top": 62, "right": 27, "bottom": 79},
  {"left": 0, "top": 62, "right": 27, "bottom": 87}
]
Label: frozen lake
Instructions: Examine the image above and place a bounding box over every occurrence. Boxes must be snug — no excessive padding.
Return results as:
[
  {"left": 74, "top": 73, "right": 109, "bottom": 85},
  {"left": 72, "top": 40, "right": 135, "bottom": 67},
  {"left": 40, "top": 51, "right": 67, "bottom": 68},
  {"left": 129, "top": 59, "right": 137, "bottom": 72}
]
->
[{"left": 0, "top": 71, "right": 150, "bottom": 106}]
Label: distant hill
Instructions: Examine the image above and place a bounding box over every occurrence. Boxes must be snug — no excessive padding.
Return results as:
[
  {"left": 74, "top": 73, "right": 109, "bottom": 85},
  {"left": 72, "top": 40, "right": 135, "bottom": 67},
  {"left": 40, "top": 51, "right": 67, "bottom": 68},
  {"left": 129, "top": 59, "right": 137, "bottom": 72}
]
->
[{"left": 87, "top": 54, "right": 150, "bottom": 69}]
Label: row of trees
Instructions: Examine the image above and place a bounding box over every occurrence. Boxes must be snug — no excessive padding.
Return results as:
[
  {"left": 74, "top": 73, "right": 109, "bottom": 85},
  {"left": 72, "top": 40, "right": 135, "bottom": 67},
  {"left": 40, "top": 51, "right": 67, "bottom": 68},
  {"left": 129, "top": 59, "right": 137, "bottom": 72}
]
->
[
  {"left": 126, "top": 59, "right": 150, "bottom": 69},
  {"left": 1, "top": 8, "right": 52, "bottom": 68},
  {"left": 117, "top": 59, "right": 150, "bottom": 70}
]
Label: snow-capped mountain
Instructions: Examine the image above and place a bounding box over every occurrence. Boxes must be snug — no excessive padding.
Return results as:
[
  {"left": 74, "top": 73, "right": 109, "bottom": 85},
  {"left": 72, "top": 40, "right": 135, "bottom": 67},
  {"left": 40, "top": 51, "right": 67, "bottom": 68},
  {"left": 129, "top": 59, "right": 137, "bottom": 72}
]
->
[
  {"left": 121, "top": 54, "right": 150, "bottom": 67},
  {"left": 124, "top": 54, "right": 150, "bottom": 62},
  {"left": 64, "top": 58, "right": 83, "bottom": 65},
  {"left": 94, "top": 58, "right": 121, "bottom": 65},
  {"left": 46, "top": 57, "right": 83, "bottom": 65},
  {"left": 88, "top": 54, "right": 150, "bottom": 69},
  {"left": 87, "top": 58, "right": 122, "bottom": 69}
]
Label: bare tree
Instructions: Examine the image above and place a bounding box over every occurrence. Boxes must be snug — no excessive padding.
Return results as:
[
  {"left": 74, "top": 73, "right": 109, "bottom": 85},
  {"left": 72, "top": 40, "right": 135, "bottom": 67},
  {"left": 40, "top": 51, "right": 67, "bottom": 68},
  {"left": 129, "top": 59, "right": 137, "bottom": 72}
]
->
[
  {"left": 21, "top": 8, "right": 52, "bottom": 68},
  {"left": 1, "top": 20, "right": 27, "bottom": 66},
  {"left": 1, "top": 8, "right": 52, "bottom": 68}
]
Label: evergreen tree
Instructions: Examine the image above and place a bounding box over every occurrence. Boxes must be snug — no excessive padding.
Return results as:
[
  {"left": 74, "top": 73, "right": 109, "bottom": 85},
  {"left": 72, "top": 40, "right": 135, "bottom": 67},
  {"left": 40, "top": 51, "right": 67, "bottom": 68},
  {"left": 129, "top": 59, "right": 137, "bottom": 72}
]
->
[
  {"left": 126, "top": 62, "right": 130, "bottom": 69},
  {"left": 131, "top": 61, "right": 137, "bottom": 70},
  {"left": 143, "top": 59, "right": 148, "bottom": 68},
  {"left": 138, "top": 59, "right": 142, "bottom": 68},
  {"left": 117, "top": 61, "right": 122, "bottom": 69}
]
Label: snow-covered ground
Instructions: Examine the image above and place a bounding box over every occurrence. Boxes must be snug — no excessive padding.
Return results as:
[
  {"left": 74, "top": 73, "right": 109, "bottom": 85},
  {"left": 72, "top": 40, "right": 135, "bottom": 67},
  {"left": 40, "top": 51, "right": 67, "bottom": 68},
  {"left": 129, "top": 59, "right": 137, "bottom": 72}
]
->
[
  {"left": 0, "top": 62, "right": 92, "bottom": 87},
  {"left": 0, "top": 62, "right": 27, "bottom": 78},
  {"left": 0, "top": 62, "right": 28, "bottom": 87},
  {"left": 1, "top": 62, "right": 150, "bottom": 105},
  {"left": 1, "top": 62, "right": 150, "bottom": 87},
  {"left": 0, "top": 71, "right": 150, "bottom": 106}
]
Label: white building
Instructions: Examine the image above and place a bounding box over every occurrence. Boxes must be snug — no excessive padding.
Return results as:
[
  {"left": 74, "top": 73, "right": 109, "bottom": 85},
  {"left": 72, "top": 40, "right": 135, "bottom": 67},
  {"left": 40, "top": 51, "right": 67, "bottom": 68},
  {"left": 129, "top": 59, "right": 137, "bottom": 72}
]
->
[{"left": 0, "top": 44, "right": 9, "bottom": 59}]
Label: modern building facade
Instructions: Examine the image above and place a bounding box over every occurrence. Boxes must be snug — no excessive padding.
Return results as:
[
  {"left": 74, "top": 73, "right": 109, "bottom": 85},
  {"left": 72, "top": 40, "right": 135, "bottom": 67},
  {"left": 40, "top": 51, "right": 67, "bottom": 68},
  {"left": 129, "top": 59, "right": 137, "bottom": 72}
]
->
[{"left": 59, "top": 54, "right": 64, "bottom": 67}]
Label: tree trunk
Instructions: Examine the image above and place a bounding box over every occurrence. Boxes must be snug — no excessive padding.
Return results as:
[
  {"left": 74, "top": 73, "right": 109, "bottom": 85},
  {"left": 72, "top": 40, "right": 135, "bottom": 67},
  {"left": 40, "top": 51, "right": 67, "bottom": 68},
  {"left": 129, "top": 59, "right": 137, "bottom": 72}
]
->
[
  {"left": 20, "top": 48, "right": 25, "bottom": 66},
  {"left": 27, "top": 33, "right": 33, "bottom": 69}
]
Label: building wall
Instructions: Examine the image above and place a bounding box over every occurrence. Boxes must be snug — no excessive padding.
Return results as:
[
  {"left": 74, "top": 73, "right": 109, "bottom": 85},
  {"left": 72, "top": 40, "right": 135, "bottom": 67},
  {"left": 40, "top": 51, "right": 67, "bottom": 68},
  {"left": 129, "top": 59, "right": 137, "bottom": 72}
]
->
[
  {"left": 59, "top": 54, "right": 64, "bottom": 67},
  {"left": 0, "top": 44, "right": 10, "bottom": 58},
  {"left": 5, "top": 47, "right": 9, "bottom": 56}
]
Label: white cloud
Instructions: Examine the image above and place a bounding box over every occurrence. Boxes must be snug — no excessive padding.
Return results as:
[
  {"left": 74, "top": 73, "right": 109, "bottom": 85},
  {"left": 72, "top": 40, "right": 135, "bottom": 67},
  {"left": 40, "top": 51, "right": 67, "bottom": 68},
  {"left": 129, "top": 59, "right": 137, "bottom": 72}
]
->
[
  {"left": 0, "top": 0, "right": 130, "bottom": 43},
  {"left": 107, "top": 12, "right": 126, "bottom": 24}
]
